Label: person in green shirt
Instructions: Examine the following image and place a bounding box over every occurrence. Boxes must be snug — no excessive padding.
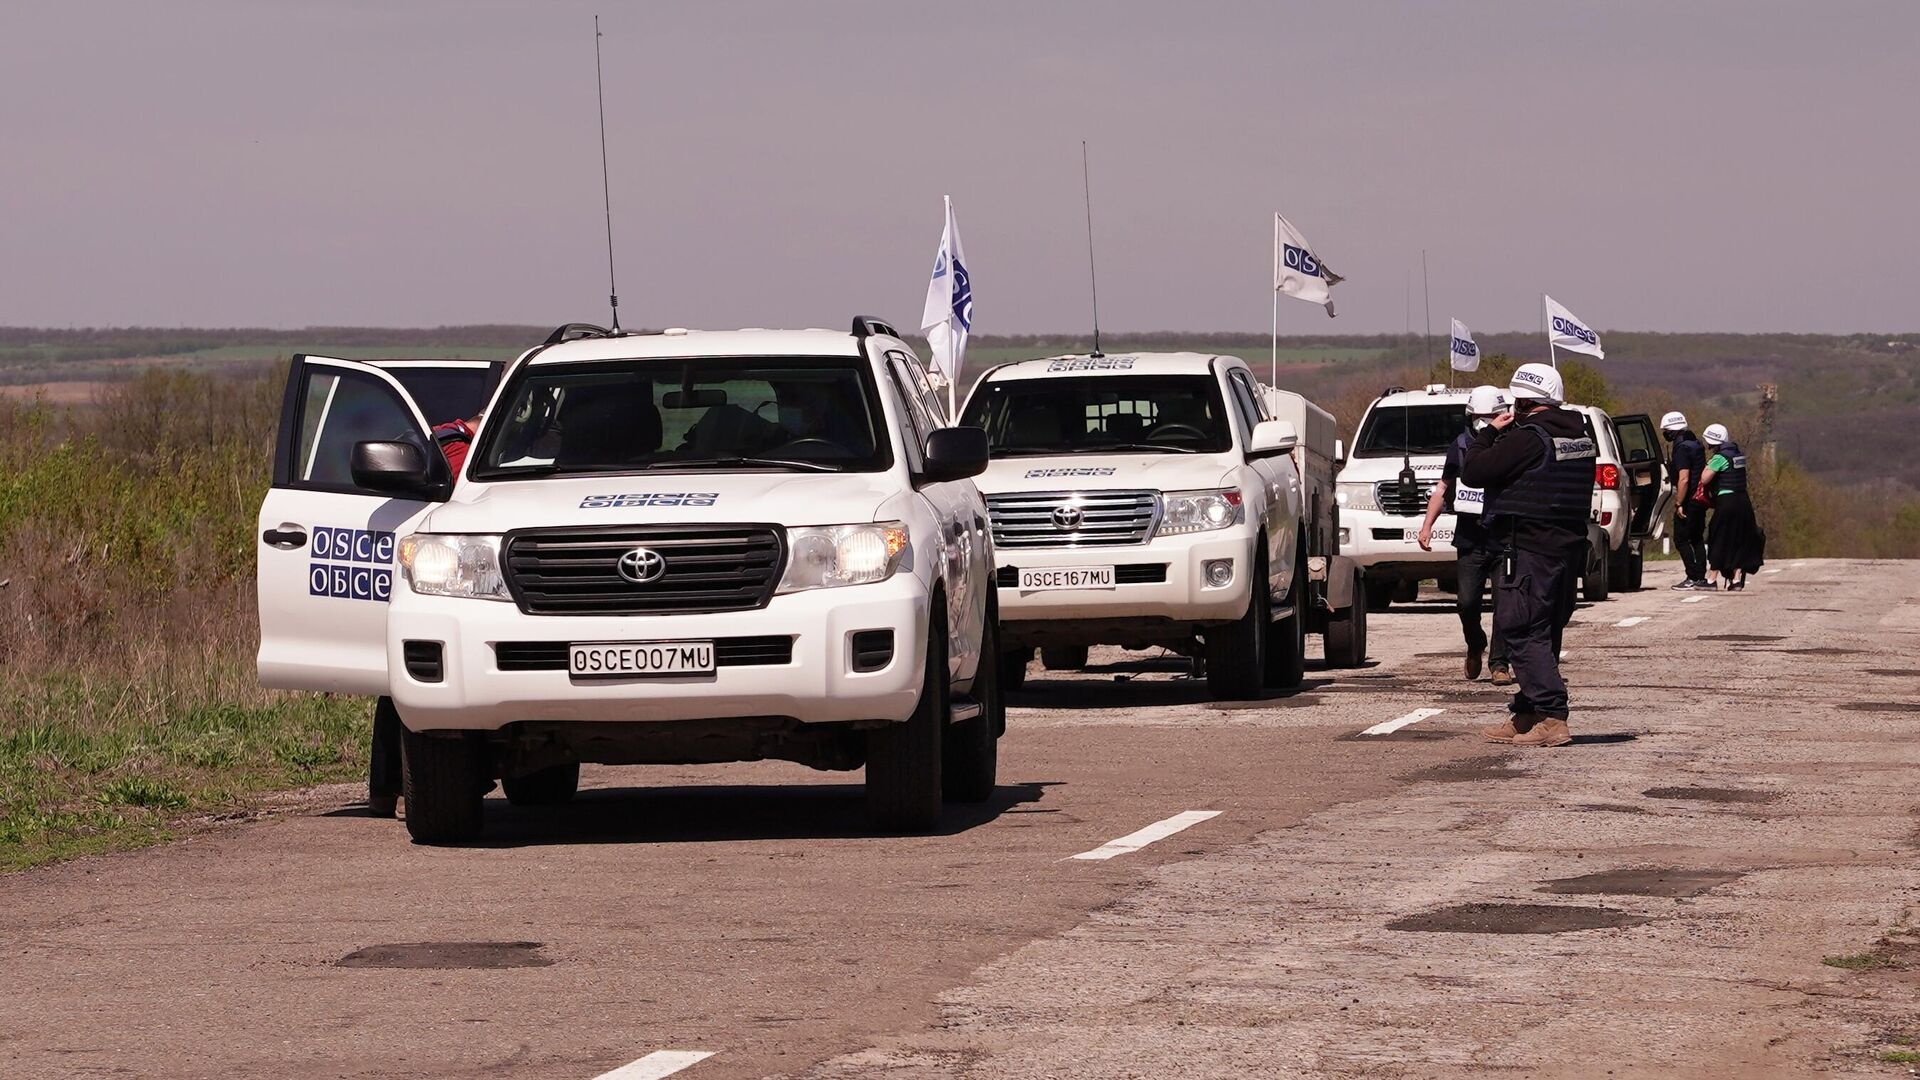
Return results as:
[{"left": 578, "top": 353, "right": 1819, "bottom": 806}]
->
[{"left": 1698, "top": 423, "right": 1765, "bottom": 590}]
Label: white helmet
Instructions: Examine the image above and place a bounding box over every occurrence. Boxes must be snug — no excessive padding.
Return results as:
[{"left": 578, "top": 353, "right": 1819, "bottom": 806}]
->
[
  {"left": 1465, "top": 385, "right": 1511, "bottom": 417},
  {"left": 1702, "top": 423, "right": 1729, "bottom": 446},
  {"left": 1508, "top": 362, "right": 1564, "bottom": 404},
  {"left": 1660, "top": 410, "right": 1688, "bottom": 432}
]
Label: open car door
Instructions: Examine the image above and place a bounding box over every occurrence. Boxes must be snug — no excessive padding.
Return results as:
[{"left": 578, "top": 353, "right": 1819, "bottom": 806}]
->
[
  {"left": 1611, "top": 413, "right": 1672, "bottom": 539},
  {"left": 366, "top": 358, "right": 505, "bottom": 429},
  {"left": 257, "top": 356, "right": 451, "bottom": 694}
]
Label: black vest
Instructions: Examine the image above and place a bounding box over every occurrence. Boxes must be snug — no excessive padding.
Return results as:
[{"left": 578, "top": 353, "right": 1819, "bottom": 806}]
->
[
  {"left": 1714, "top": 440, "right": 1748, "bottom": 494},
  {"left": 1485, "top": 420, "right": 1597, "bottom": 525}
]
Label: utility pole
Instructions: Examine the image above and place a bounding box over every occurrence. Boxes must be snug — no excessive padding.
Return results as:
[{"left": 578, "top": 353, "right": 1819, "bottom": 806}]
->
[{"left": 1757, "top": 383, "right": 1778, "bottom": 476}]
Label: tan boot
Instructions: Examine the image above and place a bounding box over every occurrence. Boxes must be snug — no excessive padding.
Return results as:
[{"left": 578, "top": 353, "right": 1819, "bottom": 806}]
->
[
  {"left": 1481, "top": 712, "right": 1539, "bottom": 744},
  {"left": 1490, "top": 665, "right": 1515, "bottom": 686},
  {"left": 1511, "top": 716, "right": 1572, "bottom": 747},
  {"left": 1466, "top": 647, "right": 1484, "bottom": 681}
]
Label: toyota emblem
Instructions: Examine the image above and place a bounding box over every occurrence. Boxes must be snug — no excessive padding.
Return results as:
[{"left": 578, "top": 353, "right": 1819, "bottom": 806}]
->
[
  {"left": 1051, "top": 505, "right": 1083, "bottom": 531},
  {"left": 616, "top": 547, "right": 667, "bottom": 584}
]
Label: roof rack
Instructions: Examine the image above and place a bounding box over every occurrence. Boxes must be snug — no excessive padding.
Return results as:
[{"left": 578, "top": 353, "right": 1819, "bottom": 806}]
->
[
  {"left": 543, "top": 322, "right": 617, "bottom": 345},
  {"left": 850, "top": 316, "right": 900, "bottom": 341},
  {"left": 1382, "top": 385, "right": 1406, "bottom": 397}
]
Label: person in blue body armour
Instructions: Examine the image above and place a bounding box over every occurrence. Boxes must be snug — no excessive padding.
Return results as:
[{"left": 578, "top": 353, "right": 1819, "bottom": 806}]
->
[
  {"left": 1699, "top": 423, "right": 1765, "bottom": 590},
  {"left": 1462, "top": 363, "right": 1595, "bottom": 749},
  {"left": 1418, "top": 385, "right": 1514, "bottom": 684}
]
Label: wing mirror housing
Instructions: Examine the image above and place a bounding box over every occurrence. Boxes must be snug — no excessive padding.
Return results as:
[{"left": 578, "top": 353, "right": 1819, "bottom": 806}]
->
[
  {"left": 1334, "top": 437, "right": 1346, "bottom": 465},
  {"left": 351, "top": 440, "right": 452, "bottom": 500},
  {"left": 920, "top": 426, "right": 990, "bottom": 483},
  {"left": 1249, "top": 419, "right": 1299, "bottom": 457}
]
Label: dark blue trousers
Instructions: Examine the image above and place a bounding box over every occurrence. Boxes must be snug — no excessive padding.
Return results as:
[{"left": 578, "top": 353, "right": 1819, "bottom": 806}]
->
[{"left": 1493, "top": 546, "right": 1579, "bottom": 719}]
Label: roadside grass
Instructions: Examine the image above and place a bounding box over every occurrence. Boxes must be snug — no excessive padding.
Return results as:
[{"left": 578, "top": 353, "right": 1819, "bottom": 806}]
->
[
  {"left": 0, "top": 667, "right": 370, "bottom": 870},
  {"left": 1880, "top": 1050, "right": 1920, "bottom": 1064},
  {"left": 1824, "top": 951, "right": 1898, "bottom": 971}
]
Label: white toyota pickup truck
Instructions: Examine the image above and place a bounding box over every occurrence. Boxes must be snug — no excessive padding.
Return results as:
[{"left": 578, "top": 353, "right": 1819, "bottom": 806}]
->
[
  {"left": 959, "top": 352, "right": 1362, "bottom": 701},
  {"left": 256, "top": 318, "right": 999, "bottom": 841}
]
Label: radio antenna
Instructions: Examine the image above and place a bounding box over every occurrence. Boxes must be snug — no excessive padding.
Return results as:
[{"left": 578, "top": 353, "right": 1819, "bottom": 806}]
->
[
  {"left": 1081, "top": 140, "right": 1103, "bottom": 358},
  {"left": 593, "top": 15, "right": 622, "bottom": 334}
]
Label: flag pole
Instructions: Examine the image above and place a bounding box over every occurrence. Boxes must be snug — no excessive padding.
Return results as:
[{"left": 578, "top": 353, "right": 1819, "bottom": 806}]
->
[
  {"left": 947, "top": 191, "right": 958, "bottom": 419},
  {"left": 1270, "top": 213, "right": 1280, "bottom": 386}
]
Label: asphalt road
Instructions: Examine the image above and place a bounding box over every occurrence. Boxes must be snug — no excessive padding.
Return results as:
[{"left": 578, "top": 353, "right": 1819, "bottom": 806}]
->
[{"left": 3, "top": 558, "right": 1916, "bottom": 1079}]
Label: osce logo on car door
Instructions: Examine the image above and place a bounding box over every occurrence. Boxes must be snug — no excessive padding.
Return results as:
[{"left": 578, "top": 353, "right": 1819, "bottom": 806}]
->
[{"left": 308, "top": 526, "right": 395, "bottom": 602}]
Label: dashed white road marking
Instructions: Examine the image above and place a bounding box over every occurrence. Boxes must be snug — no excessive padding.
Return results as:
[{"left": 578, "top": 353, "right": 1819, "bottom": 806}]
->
[
  {"left": 1682, "top": 595, "right": 1707, "bottom": 603},
  {"left": 1359, "top": 707, "right": 1445, "bottom": 737},
  {"left": 593, "top": 1051, "right": 716, "bottom": 1080},
  {"left": 1560, "top": 649, "right": 1570, "bottom": 659},
  {"left": 1615, "top": 616, "right": 1650, "bottom": 627},
  {"left": 1070, "top": 810, "right": 1222, "bottom": 860}
]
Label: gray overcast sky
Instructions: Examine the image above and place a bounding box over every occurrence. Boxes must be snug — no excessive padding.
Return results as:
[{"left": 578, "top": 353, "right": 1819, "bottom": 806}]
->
[{"left": 2, "top": 1, "right": 1915, "bottom": 334}]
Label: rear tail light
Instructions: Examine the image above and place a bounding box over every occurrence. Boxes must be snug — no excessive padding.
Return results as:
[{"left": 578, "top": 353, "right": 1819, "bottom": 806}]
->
[{"left": 1595, "top": 463, "right": 1620, "bottom": 490}]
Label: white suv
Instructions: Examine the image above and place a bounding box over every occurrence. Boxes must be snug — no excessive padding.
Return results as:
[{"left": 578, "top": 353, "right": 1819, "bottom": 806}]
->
[
  {"left": 960, "top": 352, "right": 1360, "bottom": 701},
  {"left": 1566, "top": 404, "right": 1672, "bottom": 599},
  {"left": 256, "top": 318, "right": 998, "bottom": 841}
]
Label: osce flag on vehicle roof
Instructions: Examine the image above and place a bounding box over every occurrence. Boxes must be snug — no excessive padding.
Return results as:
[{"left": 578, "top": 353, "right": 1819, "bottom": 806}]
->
[
  {"left": 1544, "top": 294, "right": 1604, "bottom": 360},
  {"left": 1273, "top": 212, "right": 1343, "bottom": 317},
  {"left": 1449, "top": 318, "right": 1481, "bottom": 372},
  {"left": 920, "top": 195, "right": 972, "bottom": 392}
]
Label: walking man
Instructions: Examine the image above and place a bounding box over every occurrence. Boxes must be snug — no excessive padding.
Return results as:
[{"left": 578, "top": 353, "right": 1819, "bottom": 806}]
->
[
  {"left": 1418, "top": 385, "right": 1514, "bottom": 685},
  {"left": 1462, "top": 363, "right": 1596, "bottom": 748},
  {"left": 1662, "top": 411, "right": 1710, "bottom": 590}
]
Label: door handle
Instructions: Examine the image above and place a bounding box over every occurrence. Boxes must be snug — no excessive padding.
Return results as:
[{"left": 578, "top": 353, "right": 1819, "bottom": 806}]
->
[{"left": 262, "top": 526, "right": 308, "bottom": 550}]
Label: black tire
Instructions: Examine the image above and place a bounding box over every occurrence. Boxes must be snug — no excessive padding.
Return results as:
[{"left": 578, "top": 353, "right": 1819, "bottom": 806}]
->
[
  {"left": 867, "top": 604, "right": 946, "bottom": 832},
  {"left": 1206, "top": 553, "right": 1268, "bottom": 701},
  {"left": 1394, "top": 579, "right": 1420, "bottom": 604},
  {"left": 1625, "top": 549, "right": 1645, "bottom": 591},
  {"left": 1324, "top": 580, "right": 1369, "bottom": 668},
  {"left": 1608, "top": 545, "right": 1634, "bottom": 593},
  {"left": 1365, "top": 577, "right": 1396, "bottom": 613},
  {"left": 401, "top": 728, "right": 487, "bottom": 844},
  {"left": 1264, "top": 555, "right": 1306, "bottom": 690},
  {"left": 1583, "top": 543, "right": 1611, "bottom": 602},
  {"left": 1040, "top": 644, "right": 1088, "bottom": 671},
  {"left": 998, "top": 648, "right": 1030, "bottom": 692},
  {"left": 944, "top": 620, "right": 1000, "bottom": 803},
  {"left": 503, "top": 762, "right": 579, "bottom": 807}
]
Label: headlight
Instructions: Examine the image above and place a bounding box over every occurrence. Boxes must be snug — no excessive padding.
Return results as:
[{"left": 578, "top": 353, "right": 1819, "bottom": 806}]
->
[
  {"left": 397, "top": 534, "right": 511, "bottom": 600},
  {"left": 1335, "top": 481, "right": 1378, "bottom": 512},
  {"left": 777, "top": 522, "right": 911, "bottom": 593},
  {"left": 1159, "top": 489, "right": 1243, "bottom": 535}
]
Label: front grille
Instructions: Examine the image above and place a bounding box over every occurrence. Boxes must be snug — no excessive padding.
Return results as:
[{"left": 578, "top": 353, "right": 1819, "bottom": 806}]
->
[
  {"left": 504, "top": 524, "right": 783, "bottom": 615},
  {"left": 1373, "top": 479, "right": 1437, "bottom": 516},
  {"left": 986, "top": 490, "right": 1158, "bottom": 548},
  {"left": 494, "top": 636, "right": 794, "bottom": 671},
  {"left": 995, "top": 563, "right": 1168, "bottom": 587}
]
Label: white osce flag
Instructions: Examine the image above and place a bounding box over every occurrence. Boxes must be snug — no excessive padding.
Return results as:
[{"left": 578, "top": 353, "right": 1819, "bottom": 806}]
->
[
  {"left": 1544, "top": 294, "right": 1603, "bottom": 359},
  {"left": 1449, "top": 318, "right": 1481, "bottom": 372},
  {"left": 1274, "top": 212, "right": 1343, "bottom": 317},
  {"left": 920, "top": 195, "right": 973, "bottom": 393}
]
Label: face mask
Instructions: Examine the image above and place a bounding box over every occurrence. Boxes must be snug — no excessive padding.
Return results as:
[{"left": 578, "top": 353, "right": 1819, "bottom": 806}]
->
[{"left": 1471, "top": 418, "right": 1489, "bottom": 432}]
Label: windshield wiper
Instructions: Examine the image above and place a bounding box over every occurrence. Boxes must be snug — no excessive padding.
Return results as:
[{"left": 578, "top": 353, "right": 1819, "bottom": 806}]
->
[
  {"left": 1069, "top": 442, "right": 1202, "bottom": 455},
  {"left": 644, "top": 456, "right": 843, "bottom": 473}
]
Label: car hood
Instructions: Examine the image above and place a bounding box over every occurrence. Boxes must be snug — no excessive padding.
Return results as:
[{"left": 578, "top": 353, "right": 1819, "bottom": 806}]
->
[
  {"left": 977, "top": 452, "right": 1238, "bottom": 494},
  {"left": 1337, "top": 453, "right": 1448, "bottom": 485},
  {"left": 422, "top": 471, "right": 904, "bottom": 532}
]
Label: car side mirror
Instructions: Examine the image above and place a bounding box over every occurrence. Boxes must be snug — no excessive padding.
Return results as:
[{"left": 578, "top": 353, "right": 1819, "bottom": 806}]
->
[
  {"left": 351, "top": 440, "right": 450, "bottom": 500},
  {"left": 1334, "top": 437, "right": 1346, "bottom": 465},
  {"left": 1249, "top": 419, "right": 1299, "bottom": 456},
  {"left": 921, "top": 426, "right": 990, "bottom": 483}
]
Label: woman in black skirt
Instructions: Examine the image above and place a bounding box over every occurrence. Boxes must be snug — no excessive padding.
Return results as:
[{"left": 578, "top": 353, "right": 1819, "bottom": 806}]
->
[{"left": 1698, "top": 423, "right": 1765, "bottom": 590}]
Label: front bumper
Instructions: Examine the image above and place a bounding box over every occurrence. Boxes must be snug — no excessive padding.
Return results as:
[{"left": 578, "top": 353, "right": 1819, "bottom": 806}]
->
[
  {"left": 994, "top": 529, "right": 1253, "bottom": 624},
  {"left": 1340, "top": 507, "right": 1459, "bottom": 569},
  {"left": 386, "top": 574, "right": 929, "bottom": 732}
]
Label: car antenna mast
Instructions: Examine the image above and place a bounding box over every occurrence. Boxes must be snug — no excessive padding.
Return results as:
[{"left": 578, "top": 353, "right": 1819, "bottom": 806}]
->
[
  {"left": 1081, "top": 140, "right": 1103, "bottom": 359},
  {"left": 593, "top": 15, "right": 623, "bottom": 335}
]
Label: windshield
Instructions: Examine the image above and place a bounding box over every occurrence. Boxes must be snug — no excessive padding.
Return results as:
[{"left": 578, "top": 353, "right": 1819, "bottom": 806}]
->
[
  {"left": 1354, "top": 404, "right": 1468, "bottom": 457},
  {"left": 961, "top": 375, "right": 1232, "bottom": 456},
  {"left": 470, "top": 356, "right": 889, "bottom": 478}
]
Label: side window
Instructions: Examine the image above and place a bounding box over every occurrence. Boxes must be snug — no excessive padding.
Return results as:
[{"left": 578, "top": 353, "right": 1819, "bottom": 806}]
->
[
  {"left": 890, "top": 350, "right": 949, "bottom": 427},
  {"left": 1615, "top": 417, "right": 1656, "bottom": 465},
  {"left": 292, "top": 367, "right": 429, "bottom": 490},
  {"left": 1225, "top": 372, "right": 1263, "bottom": 440},
  {"left": 886, "top": 360, "right": 933, "bottom": 469}
]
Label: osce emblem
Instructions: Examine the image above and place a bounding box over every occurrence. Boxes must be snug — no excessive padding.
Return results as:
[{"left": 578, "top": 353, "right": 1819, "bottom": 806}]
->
[{"left": 1552, "top": 315, "right": 1598, "bottom": 347}]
